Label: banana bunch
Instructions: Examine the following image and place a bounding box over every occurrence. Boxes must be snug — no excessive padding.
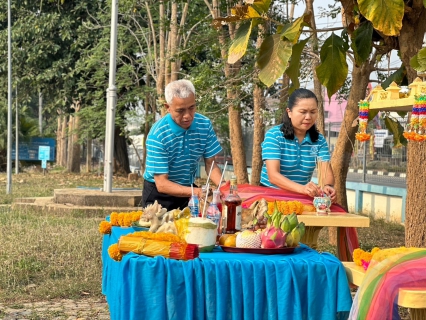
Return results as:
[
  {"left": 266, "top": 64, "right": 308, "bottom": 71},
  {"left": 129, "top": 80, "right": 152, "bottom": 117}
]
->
[{"left": 281, "top": 213, "right": 306, "bottom": 247}]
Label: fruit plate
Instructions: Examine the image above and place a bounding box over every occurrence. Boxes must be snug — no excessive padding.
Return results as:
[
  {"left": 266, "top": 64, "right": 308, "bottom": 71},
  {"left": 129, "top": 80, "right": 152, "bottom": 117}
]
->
[{"left": 219, "top": 246, "right": 297, "bottom": 255}]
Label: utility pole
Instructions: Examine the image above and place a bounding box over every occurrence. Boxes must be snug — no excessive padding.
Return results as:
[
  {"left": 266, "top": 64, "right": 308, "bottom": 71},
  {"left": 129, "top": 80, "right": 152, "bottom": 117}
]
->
[
  {"left": 103, "top": 0, "right": 118, "bottom": 193},
  {"left": 6, "top": 0, "right": 12, "bottom": 194},
  {"left": 39, "top": 91, "right": 43, "bottom": 135}
]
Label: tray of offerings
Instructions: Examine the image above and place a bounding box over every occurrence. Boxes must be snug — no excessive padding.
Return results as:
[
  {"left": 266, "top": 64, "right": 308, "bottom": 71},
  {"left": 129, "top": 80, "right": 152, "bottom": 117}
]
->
[{"left": 219, "top": 245, "right": 297, "bottom": 255}]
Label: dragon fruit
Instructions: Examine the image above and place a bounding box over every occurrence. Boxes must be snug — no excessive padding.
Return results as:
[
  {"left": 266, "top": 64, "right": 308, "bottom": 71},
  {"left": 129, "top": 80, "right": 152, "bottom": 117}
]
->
[
  {"left": 261, "top": 227, "right": 287, "bottom": 248},
  {"left": 260, "top": 201, "right": 288, "bottom": 248}
]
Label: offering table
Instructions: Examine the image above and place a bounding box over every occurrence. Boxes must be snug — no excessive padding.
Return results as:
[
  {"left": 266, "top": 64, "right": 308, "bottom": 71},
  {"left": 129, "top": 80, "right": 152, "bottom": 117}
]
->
[
  {"left": 298, "top": 212, "right": 370, "bottom": 249},
  {"left": 102, "top": 226, "right": 352, "bottom": 320}
]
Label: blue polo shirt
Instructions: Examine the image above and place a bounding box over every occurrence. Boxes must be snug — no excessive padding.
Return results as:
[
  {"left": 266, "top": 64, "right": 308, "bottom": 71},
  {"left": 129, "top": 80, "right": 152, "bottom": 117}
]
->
[
  {"left": 260, "top": 125, "right": 330, "bottom": 188},
  {"left": 143, "top": 113, "right": 222, "bottom": 185}
]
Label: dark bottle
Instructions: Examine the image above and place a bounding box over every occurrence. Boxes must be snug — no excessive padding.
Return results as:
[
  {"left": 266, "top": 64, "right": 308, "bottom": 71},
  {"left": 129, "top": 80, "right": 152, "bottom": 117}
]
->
[{"left": 224, "top": 176, "right": 242, "bottom": 233}]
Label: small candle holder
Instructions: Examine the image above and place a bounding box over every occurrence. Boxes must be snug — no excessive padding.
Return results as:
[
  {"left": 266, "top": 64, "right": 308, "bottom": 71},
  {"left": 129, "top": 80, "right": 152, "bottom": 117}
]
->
[{"left": 313, "top": 196, "right": 331, "bottom": 216}]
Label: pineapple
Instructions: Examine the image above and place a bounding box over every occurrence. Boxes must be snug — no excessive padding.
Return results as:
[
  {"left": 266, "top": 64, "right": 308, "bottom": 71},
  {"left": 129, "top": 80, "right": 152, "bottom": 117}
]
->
[{"left": 236, "top": 230, "right": 261, "bottom": 248}]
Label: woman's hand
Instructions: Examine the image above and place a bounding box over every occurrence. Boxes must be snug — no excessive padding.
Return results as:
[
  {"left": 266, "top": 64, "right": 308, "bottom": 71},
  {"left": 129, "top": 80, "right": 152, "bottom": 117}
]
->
[
  {"left": 302, "top": 181, "right": 322, "bottom": 198},
  {"left": 323, "top": 185, "right": 337, "bottom": 203}
]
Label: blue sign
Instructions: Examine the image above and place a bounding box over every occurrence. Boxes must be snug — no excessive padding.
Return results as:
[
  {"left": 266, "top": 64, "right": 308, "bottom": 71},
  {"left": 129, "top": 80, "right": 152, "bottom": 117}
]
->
[
  {"left": 41, "top": 160, "right": 47, "bottom": 169},
  {"left": 12, "top": 137, "right": 56, "bottom": 161},
  {"left": 38, "top": 146, "right": 50, "bottom": 160}
]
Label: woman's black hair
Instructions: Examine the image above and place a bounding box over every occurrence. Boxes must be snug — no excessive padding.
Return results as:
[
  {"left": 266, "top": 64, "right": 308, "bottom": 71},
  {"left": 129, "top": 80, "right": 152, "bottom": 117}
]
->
[{"left": 280, "top": 88, "right": 320, "bottom": 142}]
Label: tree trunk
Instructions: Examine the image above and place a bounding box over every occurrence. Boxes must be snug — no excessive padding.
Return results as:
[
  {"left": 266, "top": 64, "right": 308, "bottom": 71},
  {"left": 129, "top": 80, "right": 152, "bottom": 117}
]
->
[
  {"left": 86, "top": 138, "right": 92, "bottom": 172},
  {"left": 70, "top": 114, "right": 81, "bottom": 173},
  {"left": 251, "top": 84, "right": 265, "bottom": 185},
  {"left": 61, "top": 116, "right": 67, "bottom": 167},
  {"left": 331, "top": 62, "right": 372, "bottom": 210},
  {"left": 250, "top": 22, "right": 267, "bottom": 185},
  {"left": 280, "top": 74, "right": 290, "bottom": 105},
  {"left": 398, "top": 3, "right": 426, "bottom": 247},
  {"left": 114, "top": 126, "right": 131, "bottom": 176},
  {"left": 306, "top": 0, "right": 335, "bottom": 243},
  {"left": 306, "top": 0, "right": 325, "bottom": 136},
  {"left": 156, "top": 1, "right": 165, "bottom": 105},
  {"left": 67, "top": 116, "right": 74, "bottom": 172},
  {"left": 209, "top": 0, "right": 248, "bottom": 184},
  {"left": 170, "top": 1, "right": 178, "bottom": 81},
  {"left": 165, "top": 25, "right": 172, "bottom": 88},
  {"left": 142, "top": 92, "right": 151, "bottom": 175},
  {"left": 56, "top": 116, "right": 62, "bottom": 165}
]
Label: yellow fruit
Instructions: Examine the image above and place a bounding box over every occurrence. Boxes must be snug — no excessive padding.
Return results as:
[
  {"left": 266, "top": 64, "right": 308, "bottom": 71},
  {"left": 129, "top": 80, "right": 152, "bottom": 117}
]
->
[
  {"left": 219, "top": 234, "right": 232, "bottom": 245},
  {"left": 223, "top": 235, "right": 237, "bottom": 247}
]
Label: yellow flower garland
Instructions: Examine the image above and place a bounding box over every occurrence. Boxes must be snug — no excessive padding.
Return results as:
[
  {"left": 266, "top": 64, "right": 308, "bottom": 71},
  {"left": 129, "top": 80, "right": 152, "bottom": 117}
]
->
[
  {"left": 353, "top": 247, "right": 380, "bottom": 268},
  {"left": 99, "top": 210, "right": 143, "bottom": 234},
  {"left": 267, "top": 200, "right": 305, "bottom": 215},
  {"left": 99, "top": 221, "right": 112, "bottom": 234},
  {"left": 108, "top": 243, "right": 123, "bottom": 261}
]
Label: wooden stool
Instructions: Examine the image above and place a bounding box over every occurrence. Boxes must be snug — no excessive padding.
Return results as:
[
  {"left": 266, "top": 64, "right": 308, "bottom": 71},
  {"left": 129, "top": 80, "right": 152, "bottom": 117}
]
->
[{"left": 342, "top": 262, "right": 426, "bottom": 320}]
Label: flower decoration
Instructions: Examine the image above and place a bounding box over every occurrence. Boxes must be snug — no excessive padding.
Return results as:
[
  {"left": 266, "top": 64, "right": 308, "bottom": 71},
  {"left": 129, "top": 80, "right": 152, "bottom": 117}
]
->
[
  {"left": 355, "top": 100, "right": 371, "bottom": 142},
  {"left": 108, "top": 243, "right": 123, "bottom": 261},
  {"left": 353, "top": 247, "right": 381, "bottom": 270},
  {"left": 99, "top": 211, "right": 143, "bottom": 234},
  {"left": 404, "top": 94, "right": 426, "bottom": 141},
  {"left": 99, "top": 221, "right": 112, "bottom": 235},
  {"left": 267, "top": 200, "right": 305, "bottom": 215}
]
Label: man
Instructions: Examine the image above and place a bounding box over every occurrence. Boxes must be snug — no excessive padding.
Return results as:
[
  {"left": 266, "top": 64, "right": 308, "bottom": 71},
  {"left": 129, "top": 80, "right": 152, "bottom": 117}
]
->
[{"left": 142, "top": 79, "right": 223, "bottom": 210}]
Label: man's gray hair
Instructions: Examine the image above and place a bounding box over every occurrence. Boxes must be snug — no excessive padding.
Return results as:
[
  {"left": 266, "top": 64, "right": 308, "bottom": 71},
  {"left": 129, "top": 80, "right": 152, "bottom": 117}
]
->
[{"left": 165, "top": 79, "right": 196, "bottom": 104}]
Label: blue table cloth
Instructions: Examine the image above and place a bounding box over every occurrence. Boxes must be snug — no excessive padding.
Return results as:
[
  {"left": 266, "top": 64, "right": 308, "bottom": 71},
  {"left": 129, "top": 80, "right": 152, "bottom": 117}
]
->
[{"left": 102, "top": 227, "right": 352, "bottom": 320}]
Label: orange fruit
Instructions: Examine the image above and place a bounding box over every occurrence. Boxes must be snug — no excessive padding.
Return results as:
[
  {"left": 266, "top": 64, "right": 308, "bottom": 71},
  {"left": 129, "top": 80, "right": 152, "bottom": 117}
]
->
[
  {"left": 219, "top": 234, "right": 232, "bottom": 245},
  {"left": 223, "top": 235, "right": 237, "bottom": 247}
]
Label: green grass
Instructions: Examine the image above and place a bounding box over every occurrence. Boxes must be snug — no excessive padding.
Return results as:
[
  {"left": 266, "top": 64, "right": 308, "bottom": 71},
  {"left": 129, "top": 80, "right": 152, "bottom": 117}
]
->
[
  {"left": 0, "top": 207, "right": 104, "bottom": 302},
  {"left": 0, "top": 168, "right": 141, "bottom": 302}
]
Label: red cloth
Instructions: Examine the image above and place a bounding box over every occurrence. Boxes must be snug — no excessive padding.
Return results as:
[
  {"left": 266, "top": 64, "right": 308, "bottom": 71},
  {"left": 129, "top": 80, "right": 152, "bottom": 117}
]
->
[
  {"left": 220, "top": 183, "right": 346, "bottom": 212},
  {"left": 220, "top": 183, "right": 359, "bottom": 261}
]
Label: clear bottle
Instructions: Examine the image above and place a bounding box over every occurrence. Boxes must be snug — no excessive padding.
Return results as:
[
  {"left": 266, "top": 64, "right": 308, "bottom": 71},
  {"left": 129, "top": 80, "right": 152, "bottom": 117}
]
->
[
  {"left": 188, "top": 195, "right": 199, "bottom": 218},
  {"left": 223, "top": 176, "right": 242, "bottom": 233},
  {"left": 207, "top": 190, "right": 222, "bottom": 231}
]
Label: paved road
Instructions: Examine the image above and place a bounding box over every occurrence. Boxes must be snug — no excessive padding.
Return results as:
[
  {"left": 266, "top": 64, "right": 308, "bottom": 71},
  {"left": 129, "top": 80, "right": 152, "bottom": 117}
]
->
[
  {"left": 313, "top": 171, "right": 406, "bottom": 189},
  {"left": 346, "top": 172, "right": 406, "bottom": 189}
]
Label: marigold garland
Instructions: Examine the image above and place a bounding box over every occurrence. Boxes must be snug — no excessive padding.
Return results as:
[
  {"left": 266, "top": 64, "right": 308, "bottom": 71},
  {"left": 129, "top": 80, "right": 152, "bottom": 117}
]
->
[
  {"left": 99, "top": 211, "right": 144, "bottom": 234},
  {"left": 267, "top": 200, "right": 304, "bottom": 215},
  {"left": 404, "top": 94, "right": 426, "bottom": 141},
  {"left": 371, "top": 246, "right": 412, "bottom": 263},
  {"left": 356, "top": 100, "right": 371, "bottom": 142},
  {"left": 108, "top": 243, "right": 123, "bottom": 261},
  {"left": 109, "top": 211, "right": 143, "bottom": 227},
  {"left": 99, "top": 221, "right": 112, "bottom": 235},
  {"left": 353, "top": 247, "right": 380, "bottom": 270}
]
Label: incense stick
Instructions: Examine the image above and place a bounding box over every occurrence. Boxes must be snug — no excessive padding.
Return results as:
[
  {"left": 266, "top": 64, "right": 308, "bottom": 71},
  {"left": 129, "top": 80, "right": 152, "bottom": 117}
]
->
[
  {"left": 218, "top": 161, "right": 228, "bottom": 187},
  {"left": 202, "top": 161, "right": 215, "bottom": 218}
]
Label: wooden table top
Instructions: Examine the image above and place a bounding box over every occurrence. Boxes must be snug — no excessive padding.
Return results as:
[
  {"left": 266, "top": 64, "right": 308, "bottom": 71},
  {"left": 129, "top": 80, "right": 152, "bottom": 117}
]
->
[{"left": 298, "top": 212, "right": 370, "bottom": 228}]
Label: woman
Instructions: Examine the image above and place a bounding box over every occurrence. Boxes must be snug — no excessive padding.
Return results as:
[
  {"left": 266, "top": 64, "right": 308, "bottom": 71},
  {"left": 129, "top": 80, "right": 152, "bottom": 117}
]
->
[{"left": 260, "top": 88, "right": 336, "bottom": 202}]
